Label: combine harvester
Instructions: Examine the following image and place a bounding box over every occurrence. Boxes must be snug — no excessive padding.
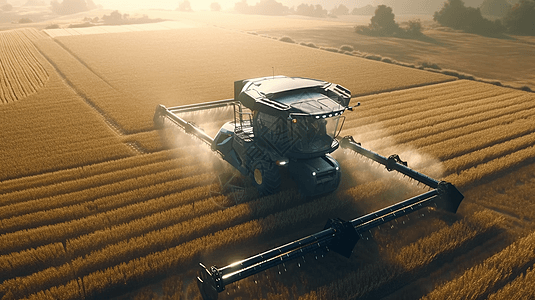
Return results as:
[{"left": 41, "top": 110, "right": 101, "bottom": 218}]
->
[{"left": 154, "top": 76, "right": 464, "bottom": 300}]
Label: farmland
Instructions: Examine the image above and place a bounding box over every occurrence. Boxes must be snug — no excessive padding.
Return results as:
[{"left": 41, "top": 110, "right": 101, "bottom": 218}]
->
[{"left": 1, "top": 10, "right": 535, "bottom": 300}]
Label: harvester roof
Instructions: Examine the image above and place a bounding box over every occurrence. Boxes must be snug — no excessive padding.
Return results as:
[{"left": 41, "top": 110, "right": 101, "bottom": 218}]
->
[{"left": 235, "top": 76, "right": 351, "bottom": 118}]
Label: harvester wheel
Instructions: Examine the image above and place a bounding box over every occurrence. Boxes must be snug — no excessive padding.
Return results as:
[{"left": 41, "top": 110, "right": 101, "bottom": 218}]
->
[{"left": 251, "top": 160, "right": 281, "bottom": 196}]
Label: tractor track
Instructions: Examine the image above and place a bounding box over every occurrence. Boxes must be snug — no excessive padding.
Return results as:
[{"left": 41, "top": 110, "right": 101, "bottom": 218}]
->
[{"left": 31, "top": 34, "right": 153, "bottom": 155}]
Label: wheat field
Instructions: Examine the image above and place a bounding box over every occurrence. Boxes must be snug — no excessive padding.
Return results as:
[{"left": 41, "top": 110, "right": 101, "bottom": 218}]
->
[{"left": 1, "top": 14, "right": 534, "bottom": 300}]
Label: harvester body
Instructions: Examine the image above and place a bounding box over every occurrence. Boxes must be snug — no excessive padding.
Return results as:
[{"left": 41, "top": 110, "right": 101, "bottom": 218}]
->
[
  {"left": 153, "top": 76, "right": 465, "bottom": 300},
  {"left": 155, "top": 76, "right": 353, "bottom": 197}
]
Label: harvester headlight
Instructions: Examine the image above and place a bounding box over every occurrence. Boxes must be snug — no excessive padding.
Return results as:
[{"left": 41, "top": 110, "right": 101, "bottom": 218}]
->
[
  {"left": 329, "top": 114, "right": 332, "bottom": 117},
  {"left": 315, "top": 115, "right": 320, "bottom": 119},
  {"left": 312, "top": 172, "right": 316, "bottom": 176},
  {"left": 322, "top": 115, "right": 326, "bottom": 118},
  {"left": 276, "top": 158, "right": 289, "bottom": 166},
  {"left": 336, "top": 167, "right": 339, "bottom": 171}
]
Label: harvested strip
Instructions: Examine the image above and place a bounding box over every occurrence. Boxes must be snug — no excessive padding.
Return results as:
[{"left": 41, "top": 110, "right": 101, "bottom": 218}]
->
[{"left": 0, "top": 29, "right": 48, "bottom": 104}]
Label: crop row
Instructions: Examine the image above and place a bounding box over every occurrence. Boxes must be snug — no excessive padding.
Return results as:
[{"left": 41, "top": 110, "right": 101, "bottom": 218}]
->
[
  {"left": 0, "top": 153, "right": 195, "bottom": 207},
  {"left": 0, "top": 29, "right": 48, "bottom": 103},
  {"left": 415, "top": 113, "right": 535, "bottom": 162},
  {"left": 296, "top": 210, "right": 502, "bottom": 300},
  {"left": 350, "top": 90, "right": 533, "bottom": 148},
  {"left": 347, "top": 80, "right": 511, "bottom": 127},
  {"left": 344, "top": 80, "right": 477, "bottom": 113},
  {"left": 440, "top": 130, "right": 535, "bottom": 176},
  {"left": 0, "top": 155, "right": 203, "bottom": 217},
  {"left": 0, "top": 162, "right": 213, "bottom": 234},
  {"left": 0, "top": 183, "right": 219, "bottom": 282},
  {"left": 421, "top": 229, "right": 535, "bottom": 300},
  {"left": 0, "top": 173, "right": 214, "bottom": 254},
  {"left": 0, "top": 147, "right": 190, "bottom": 195},
  {"left": 445, "top": 144, "right": 535, "bottom": 190},
  {"left": 463, "top": 162, "right": 535, "bottom": 223},
  {"left": 486, "top": 264, "right": 535, "bottom": 300}
]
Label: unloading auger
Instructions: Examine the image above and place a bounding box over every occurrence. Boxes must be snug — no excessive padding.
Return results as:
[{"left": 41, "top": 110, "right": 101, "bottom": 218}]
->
[{"left": 153, "top": 76, "right": 464, "bottom": 300}]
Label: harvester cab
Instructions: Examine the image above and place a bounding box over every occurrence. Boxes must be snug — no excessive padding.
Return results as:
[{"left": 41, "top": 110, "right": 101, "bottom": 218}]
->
[{"left": 153, "top": 76, "right": 464, "bottom": 300}]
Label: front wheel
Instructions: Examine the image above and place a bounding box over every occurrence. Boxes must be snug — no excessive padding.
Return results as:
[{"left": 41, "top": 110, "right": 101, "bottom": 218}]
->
[{"left": 251, "top": 159, "right": 281, "bottom": 196}]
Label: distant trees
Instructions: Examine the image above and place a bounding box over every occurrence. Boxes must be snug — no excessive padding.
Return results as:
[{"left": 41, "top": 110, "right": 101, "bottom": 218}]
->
[
  {"left": 295, "top": 4, "right": 327, "bottom": 17},
  {"left": 351, "top": 5, "right": 376, "bottom": 15},
  {"left": 2, "top": 3, "right": 13, "bottom": 11},
  {"left": 210, "top": 2, "right": 221, "bottom": 11},
  {"left": 331, "top": 4, "right": 349, "bottom": 16},
  {"left": 234, "top": 0, "right": 290, "bottom": 16},
  {"left": 433, "top": 0, "right": 505, "bottom": 34},
  {"left": 50, "top": 0, "right": 97, "bottom": 15},
  {"left": 24, "top": 0, "right": 47, "bottom": 6},
  {"left": 177, "top": 0, "right": 192, "bottom": 12},
  {"left": 102, "top": 10, "right": 127, "bottom": 24},
  {"left": 19, "top": 17, "right": 33, "bottom": 23},
  {"left": 503, "top": 0, "right": 535, "bottom": 35},
  {"left": 355, "top": 5, "right": 423, "bottom": 38}
]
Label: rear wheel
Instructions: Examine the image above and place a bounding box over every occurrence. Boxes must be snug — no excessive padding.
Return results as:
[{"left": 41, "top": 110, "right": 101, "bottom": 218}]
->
[{"left": 251, "top": 159, "right": 281, "bottom": 196}]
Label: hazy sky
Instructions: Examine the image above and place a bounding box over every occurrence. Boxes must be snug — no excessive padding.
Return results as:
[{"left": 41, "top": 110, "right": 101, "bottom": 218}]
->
[{"left": 93, "top": 1, "right": 376, "bottom": 11}]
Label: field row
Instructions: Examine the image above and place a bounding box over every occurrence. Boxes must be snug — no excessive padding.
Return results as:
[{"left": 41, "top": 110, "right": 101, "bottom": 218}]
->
[
  {"left": 422, "top": 229, "right": 535, "bottom": 300},
  {"left": 0, "top": 163, "right": 213, "bottom": 234},
  {"left": 0, "top": 29, "right": 48, "bottom": 104},
  {"left": 347, "top": 86, "right": 533, "bottom": 147},
  {"left": 0, "top": 153, "right": 206, "bottom": 216},
  {"left": 347, "top": 80, "right": 511, "bottom": 124},
  {"left": 0, "top": 172, "right": 214, "bottom": 254},
  {"left": 462, "top": 160, "right": 535, "bottom": 224},
  {"left": 0, "top": 147, "right": 191, "bottom": 195}
]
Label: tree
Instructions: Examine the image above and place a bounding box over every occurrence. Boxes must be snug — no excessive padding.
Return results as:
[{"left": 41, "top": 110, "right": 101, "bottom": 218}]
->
[
  {"left": 2, "top": 3, "right": 13, "bottom": 11},
  {"left": 177, "top": 0, "right": 192, "bottom": 11},
  {"left": 351, "top": 5, "right": 376, "bottom": 15},
  {"left": 234, "top": 0, "right": 289, "bottom": 15},
  {"left": 50, "top": 0, "right": 91, "bottom": 15},
  {"left": 406, "top": 19, "right": 423, "bottom": 36},
  {"left": 480, "top": 0, "right": 511, "bottom": 17},
  {"left": 434, "top": 0, "right": 505, "bottom": 34},
  {"left": 210, "top": 2, "right": 221, "bottom": 11},
  {"left": 503, "top": 0, "right": 535, "bottom": 35},
  {"left": 234, "top": 0, "right": 250, "bottom": 14},
  {"left": 434, "top": 0, "right": 467, "bottom": 29},
  {"left": 295, "top": 3, "right": 327, "bottom": 17},
  {"left": 331, "top": 4, "right": 349, "bottom": 16},
  {"left": 253, "top": 0, "right": 286, "bottom": 15},
  {"left": 370, "top": 5, "right": 400, "bottom": 35},
  {"left": 102, "top": 10, "right": 124, "bottom": 24}
]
